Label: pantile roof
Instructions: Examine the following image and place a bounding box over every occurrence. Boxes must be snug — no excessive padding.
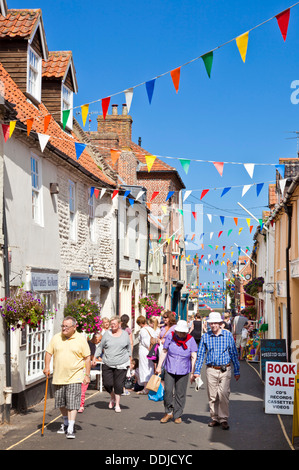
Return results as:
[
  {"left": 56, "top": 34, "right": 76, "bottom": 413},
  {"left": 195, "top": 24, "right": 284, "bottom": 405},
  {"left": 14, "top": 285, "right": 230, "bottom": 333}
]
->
[
  {"left": 42, "top": 51, "right": 73, "bottom": 79},
  {"left": 0, "top": 9, "right": 41, "bottom": 39}
]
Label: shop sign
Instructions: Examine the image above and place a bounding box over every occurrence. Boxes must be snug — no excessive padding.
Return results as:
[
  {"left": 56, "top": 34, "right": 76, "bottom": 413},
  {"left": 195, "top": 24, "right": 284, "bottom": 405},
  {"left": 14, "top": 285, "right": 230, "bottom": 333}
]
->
[
  {"left": 31, "top": 272, "right": 58, "bottom": 291},
  {"left": 265, "top": 361, "right": 296, "bottom": 415},
  {"left": 70, "top": 276, "right": 90, "bottom": 292}
]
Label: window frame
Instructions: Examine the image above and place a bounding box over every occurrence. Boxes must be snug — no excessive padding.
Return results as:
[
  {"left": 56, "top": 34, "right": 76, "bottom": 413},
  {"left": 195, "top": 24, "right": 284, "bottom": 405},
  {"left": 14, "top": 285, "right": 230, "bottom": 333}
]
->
[
  {"left": 61, "top": 83, "right": 74, "bottom": 130},
  {"left": 27, "top": 45, "right": 42, "bottom": 102},
  {"left": 31, "top": 153, "right": 43, "bottom": 225}
]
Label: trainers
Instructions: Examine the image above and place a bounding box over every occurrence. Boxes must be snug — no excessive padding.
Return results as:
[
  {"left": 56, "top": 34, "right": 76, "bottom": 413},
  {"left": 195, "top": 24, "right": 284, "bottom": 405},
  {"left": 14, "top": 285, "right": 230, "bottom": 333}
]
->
[
  {"left": 57, "top": 424, "right": 67, "bottom": 434},
  {"left": 66, "top": 431, "right": 76, "bottom": 439},
  {"left": 121, "top": 391, "right": 130, "bottom": 396}
]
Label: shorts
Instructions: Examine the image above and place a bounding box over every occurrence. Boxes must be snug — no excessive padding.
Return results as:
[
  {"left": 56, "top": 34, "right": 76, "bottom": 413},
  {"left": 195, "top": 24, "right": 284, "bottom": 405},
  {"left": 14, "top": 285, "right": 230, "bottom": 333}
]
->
[{"left": 54, "top": 383, "right": 81, "bottom": 410}]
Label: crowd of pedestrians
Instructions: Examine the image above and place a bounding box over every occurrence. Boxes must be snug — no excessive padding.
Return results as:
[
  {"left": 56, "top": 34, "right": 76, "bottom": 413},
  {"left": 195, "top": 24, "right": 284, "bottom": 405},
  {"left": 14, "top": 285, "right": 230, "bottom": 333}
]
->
[{"left": 43, "top": 308, "right": 250, "bottom": 439}]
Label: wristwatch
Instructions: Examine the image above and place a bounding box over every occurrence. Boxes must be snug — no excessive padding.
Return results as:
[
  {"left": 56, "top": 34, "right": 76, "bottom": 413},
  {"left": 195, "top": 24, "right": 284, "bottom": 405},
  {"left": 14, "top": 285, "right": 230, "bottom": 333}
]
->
[{"left": 85, "top": 374, "right": 91, "bottom": 377}]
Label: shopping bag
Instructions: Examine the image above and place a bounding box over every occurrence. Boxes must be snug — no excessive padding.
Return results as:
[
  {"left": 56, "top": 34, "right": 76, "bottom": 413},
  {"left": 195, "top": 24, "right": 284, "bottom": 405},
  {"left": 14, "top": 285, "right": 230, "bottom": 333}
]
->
[
  {"left": 146, "top": 374, "right": 161, "bottom": 392},
  {"left": 148, "top": 383, "right": 164, "bottom": 402},
  {"left": 195, "top": 376, "right": 203, "bottom": 391}
]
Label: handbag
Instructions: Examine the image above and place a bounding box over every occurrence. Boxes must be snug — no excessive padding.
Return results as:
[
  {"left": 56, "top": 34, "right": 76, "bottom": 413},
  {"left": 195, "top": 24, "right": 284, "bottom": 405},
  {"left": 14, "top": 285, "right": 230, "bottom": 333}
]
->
[
  {"left": 145, "top": 328, "right": 158, "bottom": 349},
  {"left": 146, "top": 373, "right": 161, "bottom": 392},
  {"left": 146, "top": 342, "right": 159, "bottom": 363},
  {"left": 148, "top": 383, "right": 164, "bottom": 402}
]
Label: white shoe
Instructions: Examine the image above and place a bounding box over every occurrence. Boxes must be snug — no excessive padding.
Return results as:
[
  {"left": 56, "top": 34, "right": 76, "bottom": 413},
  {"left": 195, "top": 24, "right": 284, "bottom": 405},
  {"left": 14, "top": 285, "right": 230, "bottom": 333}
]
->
[{"left": 57, "top": 424, "right": 67, "bottom": 434}]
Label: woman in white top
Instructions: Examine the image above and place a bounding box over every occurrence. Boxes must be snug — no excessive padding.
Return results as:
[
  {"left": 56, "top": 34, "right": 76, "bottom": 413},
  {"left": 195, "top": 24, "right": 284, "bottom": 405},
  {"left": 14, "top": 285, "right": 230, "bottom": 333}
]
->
[{"left": 136, "top": 315, "right": 159, "bottom": 395}]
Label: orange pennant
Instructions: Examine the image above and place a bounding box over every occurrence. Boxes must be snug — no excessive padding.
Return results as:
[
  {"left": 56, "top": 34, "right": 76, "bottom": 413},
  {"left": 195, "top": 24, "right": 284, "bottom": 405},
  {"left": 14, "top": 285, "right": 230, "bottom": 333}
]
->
[
  {"left": 27, "top": 118, "right": 34, "bottom": 136},
  {"left": 44, "top": 115, "right": 51, "bottom": 133},
  {"left": 234, "top": 218, "right": 238, "bottom": 226},
  {"left": 110, "top": 149, "right": 121, "bottom": 166},
  {"left": 170, "top": 67, "right": 181, "bottom": 93}
]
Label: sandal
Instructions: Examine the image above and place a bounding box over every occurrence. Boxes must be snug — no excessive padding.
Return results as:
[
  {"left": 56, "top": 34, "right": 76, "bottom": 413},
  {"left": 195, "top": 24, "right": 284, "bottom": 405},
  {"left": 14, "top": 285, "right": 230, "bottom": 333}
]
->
[
  {"left": 78, "top": 406, "right": 84, "bottom": 413},
  {"left": 137, "top": 389, "right": 148, "bottom": 395}
]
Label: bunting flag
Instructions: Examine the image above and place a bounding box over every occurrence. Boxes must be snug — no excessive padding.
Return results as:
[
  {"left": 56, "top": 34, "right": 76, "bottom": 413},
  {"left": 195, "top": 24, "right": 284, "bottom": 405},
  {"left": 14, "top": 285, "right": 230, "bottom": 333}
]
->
[
  {"left": 275, "top": 164, "right": 285, "bottom": 177},
  {"left": 200, "top": 189, "right": 209, "bottom": 200},
  {"left": 179, "top": 159, "right": 191, "bottom": 175},
  {"left": 183, "top": 190, "right": 192, "bottom": 202},
  {"left": 221, "top": 187, "right": 231, "bottom": 197},
  {"left": 166, "top": 191, "right": 174, "bottom": 201},
  {"left": 276, "top": 8, "right": 290, "bottom": 41},
  {"left": 150, "top": 191, "right": 159, "bottom": 201},
  {"left": 100, "top": 188, "right": 106, "bottom": 199},
  {"left": 239, "top": 227, "right": 243, "bottom": 235},
  {"left": 38, "top": 133, "right": 50, "bottom": 152},
  {"left": 249, "top": 225, "right": 253, "bottom": 233},
  {"left": 81, "top": 104, "right": 89, "bottom": 127},
  {"left": 242, "top": 184, "right": 252, "bottom": 197},
  {"left": 279, "top": 178, "right": 287, "bottom": 195},
  {"left": 236, "top": 31, "right": 249, "bottom": 62},
  {"left": 170, "top": 67, "right": 181, "bottom": 93},
  {"left": 75, "top": 142, "right": 86, "bottom": 160},
  {"left": 218, "top": 231, "right": 223, "bottom": 238},
  {"left": 202, "top": 51, "right": 213, "bottom": 78},
  {"left": 146, "top": 79, "right": 155, "bottom": 104},
  {"left": 213, "top": 161, "right": 224, "bottom": 176},
  {"left": 244, "top": 163, "right": 255, "bottom": 178},
  {"left": 246, "top": 218, "right": 251, "bottom": 227},
  {"left": 234, "top": 217, "right": 238, "bottom": 226},
  {"left": 27, "top": 118, "right": 34, "bottom": 136},
  {"left": 192, "top": 212, "right": 197, "bottom": 220},
  {"left": 136, "top": 190, "right": 145, "bottom": 201},
  {"left": 90, "top": 187, "right": 95, "bottom": 198},
  {"left": 9, "top": 120, "right": 16, "bottom": 137},
  {"left": 145, "top": 154, "right": 156, "bottom": 172},
  {"left": 102, "top": 97, "right": 110, "bottom": 120},
  {"left": 62, "top": 109, "right": 71, "bottom": 129},
  {"left": 207, "top": 214, "right": 212, "bottom": 223},
  {"left": 256, "top": 182, "right": 264, "bottom": 197},
  {"left": 161, "top": 206, "right": 167, "bottom": 214},
  {"left": 94, "top": 188, "right": 100, "bottom": 199},
  {"left": 44, "top": 114, "right": 51, "bottom": 133},
  {"left": 220, "top": 216, "right": 225, "bottom": 225},
  {"left": 128, "top": 198, "right": 135, "bottom": 206},
  {"left": 123, "top": 190, "right": 131, "bottom": 199},
  {"left": 125, "top": 88, "right": 134, "bottom": 112},
  {"left": 111, "top": 190, "right": 119, "bottom": 199},
  {"left": 111, "top": 149, "right": 121, "bottom": 166}
]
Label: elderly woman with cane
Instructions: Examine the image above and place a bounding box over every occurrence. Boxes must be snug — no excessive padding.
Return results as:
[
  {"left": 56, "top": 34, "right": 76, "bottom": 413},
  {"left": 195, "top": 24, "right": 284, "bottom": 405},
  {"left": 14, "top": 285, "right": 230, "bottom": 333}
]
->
[{"left": 156, "top": 320, "right": 198, "bottom": 424}]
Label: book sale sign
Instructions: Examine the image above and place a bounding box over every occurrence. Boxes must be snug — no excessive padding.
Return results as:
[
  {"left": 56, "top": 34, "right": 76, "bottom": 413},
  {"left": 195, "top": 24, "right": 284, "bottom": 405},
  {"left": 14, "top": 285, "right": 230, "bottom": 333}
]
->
[{"left": 265, "top": 362, "right": 297, "bottom": 415}]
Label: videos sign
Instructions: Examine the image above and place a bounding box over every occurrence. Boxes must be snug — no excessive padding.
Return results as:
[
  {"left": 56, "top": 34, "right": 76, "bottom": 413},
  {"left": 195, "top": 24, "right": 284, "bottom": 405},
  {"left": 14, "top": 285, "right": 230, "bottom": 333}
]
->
[{"left": 265, "top": 361, "right": 296, "bottom": 415}]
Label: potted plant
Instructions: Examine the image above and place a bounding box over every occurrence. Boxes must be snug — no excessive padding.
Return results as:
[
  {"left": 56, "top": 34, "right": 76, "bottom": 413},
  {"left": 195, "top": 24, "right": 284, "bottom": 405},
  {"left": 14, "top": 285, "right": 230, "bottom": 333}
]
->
[
  {"left": 244, "top": 277, "right": 264, "bottom": 297},
  {"left": 0, "top": 288, "right": 54, "bottom": 331},
  {"left": 64, "top": 298, "right": 102, "bottom": 334},
  {"left": 138, "top": 295, "right": 164, "bottom": 319}
]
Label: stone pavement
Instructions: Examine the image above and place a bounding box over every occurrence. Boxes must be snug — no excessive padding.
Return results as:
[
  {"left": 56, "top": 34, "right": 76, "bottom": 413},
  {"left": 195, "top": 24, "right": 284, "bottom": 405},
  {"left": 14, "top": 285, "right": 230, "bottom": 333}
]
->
[{"left": 0, "top": 361, "right": 298, "bottom": 453}]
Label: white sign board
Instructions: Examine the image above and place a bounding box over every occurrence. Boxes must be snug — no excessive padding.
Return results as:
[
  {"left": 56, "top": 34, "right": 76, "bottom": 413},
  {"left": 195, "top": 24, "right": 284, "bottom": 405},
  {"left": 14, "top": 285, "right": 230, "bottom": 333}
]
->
[{"left": 265, "top": 361, "right": 296, "bottom": 415}]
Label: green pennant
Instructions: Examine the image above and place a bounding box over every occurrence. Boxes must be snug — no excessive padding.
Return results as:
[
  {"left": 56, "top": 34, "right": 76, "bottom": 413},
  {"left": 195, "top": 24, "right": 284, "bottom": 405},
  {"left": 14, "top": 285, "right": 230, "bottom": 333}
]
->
[
  {"left": 202, "top": 51, "right": 213, "bottom": 78},
  {"left": 178, "top": 209, "right": 184, "bottom": 215},
  {"left": 62, "top": 109, "right": 71, "bottom": 129},
  {"left": 228, "top": 229, "right": 233, "bottom": 236},
  {"left": 179, "top": 159, "right": 191, "bottom": 175}
]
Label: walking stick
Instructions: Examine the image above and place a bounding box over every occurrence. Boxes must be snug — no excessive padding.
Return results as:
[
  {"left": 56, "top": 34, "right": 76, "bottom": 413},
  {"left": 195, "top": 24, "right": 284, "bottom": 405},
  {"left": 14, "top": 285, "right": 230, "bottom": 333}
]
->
[{"left": 41, "top": 375, "right": 49, "bottom": 436}]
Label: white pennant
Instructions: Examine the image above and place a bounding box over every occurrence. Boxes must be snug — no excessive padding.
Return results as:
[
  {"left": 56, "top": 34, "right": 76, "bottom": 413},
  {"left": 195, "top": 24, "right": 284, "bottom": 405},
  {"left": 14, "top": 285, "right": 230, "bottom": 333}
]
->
[
  {"left": 210, "top": 232, "right": 214, "bottom": 240},
  {"left": 38, "top": 133, "right": 50, "bottom": 152},
  {"left": 244, "top": 163, "right": 255, "bottom": 178},
  {"left": 207, "top": 213, "right": 212, "bottom": 223},
  {"left": 136, "top": 190, "right": 145, "bottom": 201},
  {"left": 183, "top": 190, "right": 192, "bottom": 202},
  {"left": 242, "top": 184, "right": 252, "bottom": 197},
  {"left": 279, "top": 178, "right": 287, "bottom": 195},
  {"left": 124, "top": 88, "right": 134, "bottom": 113},
  {"left": 100, "top": 188, "right": 106, "bottom": 199}
]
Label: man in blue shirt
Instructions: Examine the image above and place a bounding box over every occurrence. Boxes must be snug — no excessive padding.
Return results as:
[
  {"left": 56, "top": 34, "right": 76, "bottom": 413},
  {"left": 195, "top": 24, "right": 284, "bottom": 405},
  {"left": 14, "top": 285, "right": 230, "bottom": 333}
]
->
[{"left": 193, "top": 311, "right": 240, "bottom": 430}]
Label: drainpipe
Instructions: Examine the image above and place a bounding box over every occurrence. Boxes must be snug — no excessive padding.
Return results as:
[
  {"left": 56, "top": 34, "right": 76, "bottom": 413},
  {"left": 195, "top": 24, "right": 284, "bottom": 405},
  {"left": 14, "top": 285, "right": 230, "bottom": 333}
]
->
[
  {"left": 115, "top": 206, "right": 119, "bottom": 316},
  {"left": 3, "top": 197, "right": 12, "bottom": 423},
  {"left": 145, "top": 217, "right": 150, "bottom": 296},
  {"left": 284, "top": 203, "right": 292, "bottom": 361}
]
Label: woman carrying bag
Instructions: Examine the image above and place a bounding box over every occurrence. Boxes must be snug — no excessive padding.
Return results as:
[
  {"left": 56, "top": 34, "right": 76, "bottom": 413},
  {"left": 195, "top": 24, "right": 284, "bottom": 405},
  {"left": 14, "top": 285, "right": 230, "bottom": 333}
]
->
[{"left": 156, "top": 320, "right": 198, "bottom": 424}]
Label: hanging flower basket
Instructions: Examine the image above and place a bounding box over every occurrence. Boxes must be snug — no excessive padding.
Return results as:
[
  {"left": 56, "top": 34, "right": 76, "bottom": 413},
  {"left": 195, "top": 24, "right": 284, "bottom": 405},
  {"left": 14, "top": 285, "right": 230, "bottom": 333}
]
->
[
  {"left": 244, "top": 277, "right": 264, "bottom": 297},
  {"left": 64, "top": 299, "right": 102, "bottom": 334},
  {"left": 138, "top": 295, "right": 164, "bottom": 319},
  {"left": 0, "top": 288, "right": 53, "bottom": 331}
]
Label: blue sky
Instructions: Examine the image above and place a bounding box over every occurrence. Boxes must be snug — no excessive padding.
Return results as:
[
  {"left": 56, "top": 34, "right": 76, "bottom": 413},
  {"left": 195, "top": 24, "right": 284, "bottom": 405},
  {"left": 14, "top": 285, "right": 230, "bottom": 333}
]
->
[{"left": 11, "top": 0, "right": 299, "bottom": 284}]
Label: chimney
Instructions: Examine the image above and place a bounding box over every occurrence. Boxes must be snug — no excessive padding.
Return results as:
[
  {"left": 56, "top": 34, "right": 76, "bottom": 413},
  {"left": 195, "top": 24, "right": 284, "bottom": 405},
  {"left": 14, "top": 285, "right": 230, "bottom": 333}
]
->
[
  {"left": 112, "top": 104, "right": 118, "bottom": 116},
  {"left": 97, "top": 103, "right": 133, "bottom": 147},
  {"left": 122, "top": 104, "right": 128, "bottom": 116}
]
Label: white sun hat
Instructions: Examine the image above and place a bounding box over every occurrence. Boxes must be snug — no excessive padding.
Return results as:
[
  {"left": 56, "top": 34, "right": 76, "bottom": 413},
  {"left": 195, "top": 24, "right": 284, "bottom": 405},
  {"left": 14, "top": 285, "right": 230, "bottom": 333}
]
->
[
  {"left": 206, "top": 311, "right": 223, "bottom": 323},
  {"left": 175, "top": 320, "right": 189, "bottom": 333}
]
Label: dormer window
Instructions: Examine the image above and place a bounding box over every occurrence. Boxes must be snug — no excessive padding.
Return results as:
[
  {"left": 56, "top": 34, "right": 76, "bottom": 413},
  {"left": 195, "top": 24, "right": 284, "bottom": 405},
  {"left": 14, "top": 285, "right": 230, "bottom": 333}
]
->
[
  {"left": 27, "top": 46, "right": 42, "bottom": 102},
  {"left": 61, "top": 84, "right": 73, "bottom": 130}
]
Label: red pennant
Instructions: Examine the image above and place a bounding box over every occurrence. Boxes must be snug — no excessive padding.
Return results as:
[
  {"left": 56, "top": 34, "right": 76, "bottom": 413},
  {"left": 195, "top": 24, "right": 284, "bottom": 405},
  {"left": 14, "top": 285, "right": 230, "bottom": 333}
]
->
[
  {"left": 94, "top": 189, "right": 100, "bottom": 199},
  {"left": 276, "top": 8, "right": 290, "bottom": 41},
  {"left": 170, "top": 67, "right": 181, "bottom": 93},
  {"left": 102, "top": 97, "right": 111, "bottom": 120},
  {"left": 249, "top": 225, "right": 253, "bottom": 233},
  {"left": 44, "top": 114, "right": 51, "bottom": 133},
  {"left": 213, "top": 162, "right": 224, "bottom": 177},
  {"left": 192, "top": 211, "right": 197, "bottom": 220},
  {"left": 150, "top": 191, "right": 159, "bottom": 201},
  {"left": 27, "top": 118, "right": 34, "bottom": 136},
  {"left": 218, "top": 231, "right": 223, "bottom": 238},
  {"left": 200, "top": 189, "right": 209, "bottom": 200},
  {"left": 2, "top": 124, "right": 9, "bottom": 142},
  {"left": 111, "top": 189, "right": 119, "bottom": 199}
]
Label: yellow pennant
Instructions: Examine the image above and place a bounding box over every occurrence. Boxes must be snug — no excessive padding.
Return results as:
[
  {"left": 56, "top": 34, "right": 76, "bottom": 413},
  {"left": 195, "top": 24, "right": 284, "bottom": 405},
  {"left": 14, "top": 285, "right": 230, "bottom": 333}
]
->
[
  {"left": 239, "top": 227, "right": 243, "bottom": 235},
  {"left": 246, "top": 218, "right": 251, "bottom": 227},
  {"left": 161, "top": 206, "right": 167, "bottom": 214},
  {"left": 9, "top": 120, "right": 16, "bottom": 137},
  {"left": 145, "top": 155, "right": 156, "bottom": 172},
  {"left": 81, "top": 104, "right": 89, "bottom": 127},
  {"left": 186, "top": 255, "right": 190, "bottom": 261},
  {"left": 236, "top": 31, "right": 249, "bottom": 63}
]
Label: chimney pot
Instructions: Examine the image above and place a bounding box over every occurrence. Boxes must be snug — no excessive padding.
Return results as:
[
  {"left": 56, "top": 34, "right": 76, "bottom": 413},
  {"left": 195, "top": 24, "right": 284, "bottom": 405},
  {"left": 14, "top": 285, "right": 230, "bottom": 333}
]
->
[
  {"left": 112, "top": 104, "right": 118, "bottom": 116},
  {"left": 122, "top": 104, "right": 128, "bottom": 116}
]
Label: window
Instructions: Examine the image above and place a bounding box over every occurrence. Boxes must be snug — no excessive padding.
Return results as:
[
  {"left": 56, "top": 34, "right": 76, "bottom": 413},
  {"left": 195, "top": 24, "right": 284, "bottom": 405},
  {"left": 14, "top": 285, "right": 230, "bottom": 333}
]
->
[
  {"left": 61, "top": 84, "right": 73, "bottom": 130},
  {"left": 88, "top": 193, "right": 96, "bottom": 242},
  {"left": 69, "top": 180, "right": 76, "bottom": 240},
  {"left": 31, "top": 154, "right": 43, "bottom": 225},
  {"left": 27, "top": 46, "right": 42, "bottom": 102},
  {"left": 135, "top": 211, "right": 140, "bottom": 259}
]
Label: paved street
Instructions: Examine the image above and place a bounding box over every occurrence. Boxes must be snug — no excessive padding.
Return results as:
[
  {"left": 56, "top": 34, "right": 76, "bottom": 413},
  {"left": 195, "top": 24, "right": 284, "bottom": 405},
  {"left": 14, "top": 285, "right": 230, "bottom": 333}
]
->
[{"left": 0, "top": 361, "right": 298, "bottom": 453}]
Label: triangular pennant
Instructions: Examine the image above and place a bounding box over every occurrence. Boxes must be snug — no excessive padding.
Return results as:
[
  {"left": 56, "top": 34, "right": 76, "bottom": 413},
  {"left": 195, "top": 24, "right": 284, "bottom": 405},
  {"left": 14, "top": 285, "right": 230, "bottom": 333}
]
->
[
  {"left": 246, "top": 218, "right": 251, "bottom": 227},
  {"left": 238, "top": 227, "right": 243, "bottom": 235},
  {"left": 62, "top": 109, "right": 71, "bottom": 129},
  {"left": 207, "top": 214, "right": 212, "bottom": 223},
  {"left": 221, "top": 187, "right": 231, "bottom": 197},
  {"left": 124, "top": 88, "right": 134, "bottom": 112},
  {"left": 111, "top": 149, "right": 121, "bottom": 166},
  {"left": 213, "top": 161, "right": 224, "bottom": 176},
  {"left": 178, "top": 209, "right": 184, "bottom": 215},
  {"left": 179, "top": 159, "right": 191, "bottom": 175},
  {"left": 200, "top": 189, "right": 209, "bottom": 200},
  {"left": 111, "top": 190, "right": 119, "bottom": 199},
  {"left": 202, "top": 51, "right": 213, "bottom": 78},
  {"left": 136, "top": 190, "right": 145, "bottom": 201},
  {"left": 9, "top": 121, "right": 16, "bottom": 137},
  {"left": 123, "top": 190, "right": 131, "bottom": 199},
  {"left": 102, "top": 97, "right": 110, "bottom": 120},
  {"left": 38, "top": 133, "right": 50, "bottom": 152},
  {"left": 128, "top": 198, "right": 135, "bottom": 206},
  {"left": 192, "top": 212, "right": 197, "bottom": 220},
  {"left": 220, "top": 216, "right": 225, "bottom": 225},
  {"left": 242, "top": 184, "right": 252, "bottom": 197},
  {"left": 100, "top": 188, "right": 106, "bottom": 199},
  {"left": 183, "top": 190, "right": 192, "bottom": 202},
  {"left": 227, "top": 229, "right": 233, "bottom": 236},
  {"left": 276, "top": 8, "right": 290, "bottom": 41},
  {"left": 145, "top": 155, "right": 156, "bottom": 172},
  {"left": 150, "top": 191, "right": 159, "bottom": 202},
  {"left": 81, "top": 104, "right": 89, "bottom": 127},
  {"left": 210, "top": 232, "right": 214, "bottom": 240},
  {"left": 249, "top": 225, "right": 253, "bottom": 233},
  {"left": 90, "top": 187, "right": 95, "bottom": 198},
  {"left": 279, "top": 178, "right": 287, "bottom": 195},
  {"left": 75, "top": 142, "right": 86, "bottom": 160},
  {"left": 256, "top": 183, "right": 264, "bottom": 197},
  {"left": 170, "top": 67, "right": 181, "bottom": 93},
  {"left": 218, "top": 231, "right": 223, "bottom": 238},
  {"left": 166, "top": 191, "right": 174, "bottom": 201},
  {"left": 234, "top": 217, "right": 238, "bottom": 226},
  {"left": 27, "top": 118, "right": 34, "bottom": 136},
  {"left": 236, "top": 31, "right": 249, "bottom": 63},
  {"left": 146, "top": 79, "right": 155, "bottom": 104},
  {"left": 94, "top": 189, "right": 100, "bottom": 199},
  {"left": 44, "top": 114, "right": 51, "bottom": 133},
  {"left": 244, "top": 163, "right": 255, "bottom": 179},
  {"left": 161, "top": 206, "right": 167, "bottom": 214}
]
